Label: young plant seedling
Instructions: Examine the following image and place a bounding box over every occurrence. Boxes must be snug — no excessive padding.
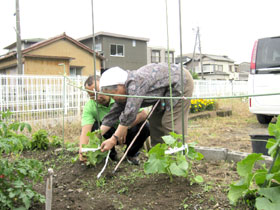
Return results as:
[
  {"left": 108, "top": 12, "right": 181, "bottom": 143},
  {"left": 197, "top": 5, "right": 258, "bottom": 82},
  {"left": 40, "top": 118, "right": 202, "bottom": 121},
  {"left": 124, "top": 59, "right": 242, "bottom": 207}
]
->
[
  {"left": 144, "top": 132, "right": 204, "bottom": 182},
  {"left": 82, "top": 130, "right": 108, "bottom": 166}
]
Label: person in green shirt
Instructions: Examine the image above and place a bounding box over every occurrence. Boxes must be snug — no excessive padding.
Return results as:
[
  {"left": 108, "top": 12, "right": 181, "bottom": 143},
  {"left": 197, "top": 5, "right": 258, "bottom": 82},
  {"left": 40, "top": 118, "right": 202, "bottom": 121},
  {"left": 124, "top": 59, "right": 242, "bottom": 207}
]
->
[{"left": 79, "top": 75, "right": 150, "bottom": 165}]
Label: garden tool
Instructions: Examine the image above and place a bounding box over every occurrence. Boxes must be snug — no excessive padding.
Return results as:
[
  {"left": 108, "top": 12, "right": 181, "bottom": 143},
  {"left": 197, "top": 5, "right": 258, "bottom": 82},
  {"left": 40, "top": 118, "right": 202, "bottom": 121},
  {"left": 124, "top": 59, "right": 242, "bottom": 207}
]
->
[{"left": 112, "top": 100, "right": 160, "bottom": 174}]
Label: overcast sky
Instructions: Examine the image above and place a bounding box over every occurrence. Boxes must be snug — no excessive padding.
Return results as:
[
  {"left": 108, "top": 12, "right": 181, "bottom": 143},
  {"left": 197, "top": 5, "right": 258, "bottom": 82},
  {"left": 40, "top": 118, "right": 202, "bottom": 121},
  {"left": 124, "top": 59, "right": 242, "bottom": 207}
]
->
[{"left": 0, "top": 0, "right": 279, "bottom": 63}]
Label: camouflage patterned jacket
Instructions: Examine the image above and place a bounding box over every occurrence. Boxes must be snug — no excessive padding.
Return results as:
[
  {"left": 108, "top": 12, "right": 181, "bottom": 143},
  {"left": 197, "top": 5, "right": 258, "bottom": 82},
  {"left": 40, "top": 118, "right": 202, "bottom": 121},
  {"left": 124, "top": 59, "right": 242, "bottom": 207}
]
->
[{"left": 102, "top": 63, "right": 190, "bottom": 127}]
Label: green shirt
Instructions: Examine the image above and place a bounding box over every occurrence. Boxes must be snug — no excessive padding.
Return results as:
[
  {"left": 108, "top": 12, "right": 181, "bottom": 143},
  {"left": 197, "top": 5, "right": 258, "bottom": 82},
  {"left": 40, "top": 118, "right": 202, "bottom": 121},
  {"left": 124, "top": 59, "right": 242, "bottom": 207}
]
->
[{"left": 81, "top": 98, "right": 115, "bottom": 127}]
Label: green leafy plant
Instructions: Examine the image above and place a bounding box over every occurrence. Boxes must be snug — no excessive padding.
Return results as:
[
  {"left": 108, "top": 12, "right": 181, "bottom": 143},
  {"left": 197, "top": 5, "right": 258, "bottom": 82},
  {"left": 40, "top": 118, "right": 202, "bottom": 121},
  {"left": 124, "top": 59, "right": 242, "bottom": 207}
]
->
[
  {"left": 228, "top": 115, "right": 280, "bottom": 209},
  {"left": 0, "top": 111, "right": 45, "bottom": 209},
  {"left": 144, "top": 132, "right": 204, "bottom": 182},
  {"left": 50, "top": 135, "right": 63, "bottom": 147},
  {"left": 82, "top": 130, "right": 108, "bottom": 166},
  {"left": 96, "top": 177, "right": 106, "bottom": 188},
  {"left": 0, "top": 111, "right": 32, "bottom": 154},
  {"left": 31, "top": 129, "right": 49, "bottom": 150},
  {"left": 65, "top": 141, "right": 79, "bottom": 152},
  {"left": 0, "top": 111, "right": 31, "bottom": 137},
  {"left": 0, "top": 157, "right": 45, "bottom": 209}
]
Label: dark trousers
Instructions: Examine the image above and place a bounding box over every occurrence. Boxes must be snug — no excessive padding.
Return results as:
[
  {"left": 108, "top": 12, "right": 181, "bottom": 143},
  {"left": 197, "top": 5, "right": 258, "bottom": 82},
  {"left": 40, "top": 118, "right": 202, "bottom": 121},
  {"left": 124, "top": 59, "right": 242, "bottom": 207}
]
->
[{"left": 92, "top": 121, "right": 150, "bottom": 157}]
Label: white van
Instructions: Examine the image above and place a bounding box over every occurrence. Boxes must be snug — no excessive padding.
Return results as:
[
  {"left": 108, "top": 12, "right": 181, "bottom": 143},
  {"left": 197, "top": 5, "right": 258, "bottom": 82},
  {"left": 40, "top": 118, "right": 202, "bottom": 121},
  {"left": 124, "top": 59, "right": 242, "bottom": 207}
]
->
[{"left": 248, "top": 36, "right": 280, "bottom": 124}]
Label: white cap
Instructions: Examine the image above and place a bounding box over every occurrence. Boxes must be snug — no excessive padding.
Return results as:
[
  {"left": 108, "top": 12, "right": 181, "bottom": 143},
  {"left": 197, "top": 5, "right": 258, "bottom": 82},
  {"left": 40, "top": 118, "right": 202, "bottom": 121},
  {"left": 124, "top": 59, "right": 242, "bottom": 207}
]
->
[{"left": 99, "top": 67, "right": 128, "bottom": 89}]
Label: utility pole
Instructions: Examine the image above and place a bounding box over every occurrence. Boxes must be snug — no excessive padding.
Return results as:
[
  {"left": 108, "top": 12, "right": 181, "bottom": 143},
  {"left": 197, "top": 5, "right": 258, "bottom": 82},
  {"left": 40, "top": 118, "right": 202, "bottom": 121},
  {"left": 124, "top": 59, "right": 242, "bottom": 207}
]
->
[
  {"left": 197, "top": 27, "right": 204, "bottom": 79},
  {"left": 16, "top": 0, "right": 23, "bottom": 74},
  {"left": 191, "top": 29, "right": 198, "bottom": 74}
]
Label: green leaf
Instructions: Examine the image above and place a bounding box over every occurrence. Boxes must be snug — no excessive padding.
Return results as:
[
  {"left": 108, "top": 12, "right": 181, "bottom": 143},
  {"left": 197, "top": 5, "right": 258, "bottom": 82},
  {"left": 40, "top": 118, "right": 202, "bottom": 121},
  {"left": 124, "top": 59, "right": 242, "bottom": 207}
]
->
[
  {"left": 13, "top": 180, "right": 24, "bottom": 188},
  {"left": 254, "top": 169, "right": 268, "bottom": 186},
  {"left": 22, "top": 194, "right": 31, "bottom": 209},
  {"left": 194, "top": 175, "right": 204, "bottom": 183},
  {"left": 187, "top": 146, "right": 204, "bottom": 160},
  {"left": 255, "top": 197, "right": 280, "bottom": 210},
  {"left": 169, "top": 162, "right": 187, "bottom": 177},
  {"left": 268, "top": 142, "right": 279, "bottom": 157},
  {"left": 8, "top": 192, "right": 16, "bottom": 198},
  {"left": 228, "top": 183, "right": 248, "bottom": 204},
  {"left": 169, "top": 132, "right": 183, "bottom": 140},
  {"left": 162, "top": 135, "right": 176, "bottom": 145},
  {"left": 177, "top": 159, "right": 189, "bottom": 171},
  {"left": 148, "top": 143, "right": 166, "bottom": 157},
  {"left": 144, "top": 154, "right": 168, "bottom": 174},
  {"left": 18, "top": 168, "right": 27, "bottom": 175},
  {"left": 237, "top": 153, "right": 263, "bottom": 177},
  {"left": 258, "top": 186, "right": 280, "bottom": 204}
]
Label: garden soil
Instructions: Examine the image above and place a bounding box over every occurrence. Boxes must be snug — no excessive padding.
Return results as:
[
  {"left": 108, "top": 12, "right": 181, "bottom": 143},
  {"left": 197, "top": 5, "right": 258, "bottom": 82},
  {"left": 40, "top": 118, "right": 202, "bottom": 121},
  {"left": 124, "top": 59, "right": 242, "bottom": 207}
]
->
[
  {"left": 25, "top": 148, "right": 249, "bottom": 210},
  {"left": 26, "top": 99, "right": 270, "bottom": 209}
]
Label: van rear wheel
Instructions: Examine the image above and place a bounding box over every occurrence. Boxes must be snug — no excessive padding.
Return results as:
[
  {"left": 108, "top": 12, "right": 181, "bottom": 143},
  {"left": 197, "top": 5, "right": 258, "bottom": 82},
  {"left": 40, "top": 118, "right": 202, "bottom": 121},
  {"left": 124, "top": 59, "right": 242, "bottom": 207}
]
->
[{"left": 256, "top": 114, "right": 273, "bottom": 124}]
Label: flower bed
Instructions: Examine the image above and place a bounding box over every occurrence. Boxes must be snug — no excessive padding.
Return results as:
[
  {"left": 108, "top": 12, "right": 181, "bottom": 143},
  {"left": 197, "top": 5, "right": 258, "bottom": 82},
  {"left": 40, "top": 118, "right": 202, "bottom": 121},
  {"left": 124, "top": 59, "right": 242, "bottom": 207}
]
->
[{"left": 190, "top": 99, "right": 216, "bottom": 113}]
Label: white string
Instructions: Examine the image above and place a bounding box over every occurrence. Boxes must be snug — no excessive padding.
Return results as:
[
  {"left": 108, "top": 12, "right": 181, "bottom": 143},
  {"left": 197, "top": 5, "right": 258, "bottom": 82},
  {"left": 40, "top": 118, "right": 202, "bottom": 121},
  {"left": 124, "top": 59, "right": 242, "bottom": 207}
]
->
[
  {"left": 165, "top": 144, "right": 189, "bottom": 155},
  {"left": 80, "top": 147, "right": 100, "bottom": 153},
  {"left": 93, "top": 88, "right": 97, "bottom": 100},
  {"left": 97, "top": 150, "right": 111, "bottom": 179}
]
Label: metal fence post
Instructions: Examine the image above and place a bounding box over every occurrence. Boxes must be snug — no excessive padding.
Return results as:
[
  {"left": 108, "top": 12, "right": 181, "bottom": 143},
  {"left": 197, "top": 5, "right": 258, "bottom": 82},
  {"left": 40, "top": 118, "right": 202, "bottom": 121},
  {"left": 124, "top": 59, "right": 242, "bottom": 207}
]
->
[{"left": 77, "top": 75, "right": 81, "bottom": 118}]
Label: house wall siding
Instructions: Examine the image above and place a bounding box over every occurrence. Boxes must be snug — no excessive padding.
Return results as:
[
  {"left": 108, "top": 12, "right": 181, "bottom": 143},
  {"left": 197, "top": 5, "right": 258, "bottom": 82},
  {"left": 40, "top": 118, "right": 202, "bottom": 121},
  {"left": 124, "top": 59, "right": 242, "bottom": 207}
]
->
[
  {"left": 0, "top": 57, "right": 17, "bottom": 74},
  {"left": 81, "top": 36, "right": 147, "bottom": 70},
  {"left": 102, "top": 36, "right": 147, "bottom": 70},
  {"left": 24, "top": 57, "right": 71, "bottom": 75}
]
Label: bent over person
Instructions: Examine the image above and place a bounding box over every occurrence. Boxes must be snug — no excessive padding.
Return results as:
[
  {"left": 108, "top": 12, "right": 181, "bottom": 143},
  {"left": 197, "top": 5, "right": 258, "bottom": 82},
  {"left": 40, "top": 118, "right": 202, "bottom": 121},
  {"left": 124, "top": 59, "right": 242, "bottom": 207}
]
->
[
  {"left": 99, "top": 63, "right": 194, "bottom": 153},
  {"left": 79, "top": 75, "right": 150, "bottom": 165}
]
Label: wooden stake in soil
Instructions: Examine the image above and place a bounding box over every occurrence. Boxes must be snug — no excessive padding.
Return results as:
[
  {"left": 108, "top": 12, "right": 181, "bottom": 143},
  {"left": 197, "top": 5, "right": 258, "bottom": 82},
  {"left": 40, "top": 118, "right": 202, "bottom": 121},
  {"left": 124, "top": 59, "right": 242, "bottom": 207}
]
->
[
  {"left": 46, "top": 168, "right": 54, "bottom": 210},
  {"left": 113, "top": 100, "right": 160, "bottom": 174}
]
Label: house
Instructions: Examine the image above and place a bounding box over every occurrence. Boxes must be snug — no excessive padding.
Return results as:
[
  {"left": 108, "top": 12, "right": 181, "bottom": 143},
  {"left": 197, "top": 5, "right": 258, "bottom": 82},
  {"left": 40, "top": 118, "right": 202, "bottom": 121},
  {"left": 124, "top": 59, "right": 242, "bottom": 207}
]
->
[
  {"left": 0, "top": 33, "right": 103, "bottom": 76},
  {"left": 176, "top": 53, "right": 237, "bottom": 80},
  {"left": 3, "top": 38, "right": 46, "bottom": 53},
  {"left": 147, "top": 46, "right": 175, "bottom": 64},
  {"left": 78, "top": 31, "right": 149, "bottom": 70},
  {"left": 236, "top": 62, "right": 250, "bottom": 81}
]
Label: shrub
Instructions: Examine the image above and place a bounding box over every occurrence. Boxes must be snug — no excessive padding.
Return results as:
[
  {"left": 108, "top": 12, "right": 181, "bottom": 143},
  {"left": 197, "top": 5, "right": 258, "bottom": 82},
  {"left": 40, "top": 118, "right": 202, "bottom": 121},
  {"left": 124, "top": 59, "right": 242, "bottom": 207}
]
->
[
  {"left": 31, "top": 129, "right": 49, "bottom": 150},
  {"left": 50, "top": 135, "right": 63, "bottom": 147}
]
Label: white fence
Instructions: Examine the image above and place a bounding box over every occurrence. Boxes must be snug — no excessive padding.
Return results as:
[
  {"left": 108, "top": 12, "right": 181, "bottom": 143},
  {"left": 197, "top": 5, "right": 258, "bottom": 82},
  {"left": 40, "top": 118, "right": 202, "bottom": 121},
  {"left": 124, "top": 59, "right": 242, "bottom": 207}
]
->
[
  {"left": 193, "top": 80, "right": 248, "bottom": 98},
  {"left": 0, "top": 75, "right": 248, "bottom": 124}
]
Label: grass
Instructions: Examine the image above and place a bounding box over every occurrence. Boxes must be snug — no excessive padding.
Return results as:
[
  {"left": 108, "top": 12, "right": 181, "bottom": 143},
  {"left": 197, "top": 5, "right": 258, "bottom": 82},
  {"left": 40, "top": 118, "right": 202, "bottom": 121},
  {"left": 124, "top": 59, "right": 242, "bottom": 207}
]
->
[{"left": 188, "top": 98, "right": 258, "bottom": 152}]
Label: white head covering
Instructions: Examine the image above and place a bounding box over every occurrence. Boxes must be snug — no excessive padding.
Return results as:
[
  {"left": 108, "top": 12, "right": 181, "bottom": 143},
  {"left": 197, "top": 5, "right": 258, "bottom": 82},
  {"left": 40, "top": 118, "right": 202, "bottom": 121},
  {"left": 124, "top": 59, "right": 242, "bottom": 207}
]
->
[{"left": 99, "top": 67, "right": 128, "bottom": 89}]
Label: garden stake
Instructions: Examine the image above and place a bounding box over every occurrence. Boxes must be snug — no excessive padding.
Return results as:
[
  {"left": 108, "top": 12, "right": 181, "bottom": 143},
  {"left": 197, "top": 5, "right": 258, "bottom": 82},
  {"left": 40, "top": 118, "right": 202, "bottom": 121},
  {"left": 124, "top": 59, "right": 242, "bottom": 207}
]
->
[
  {"left": 45, "top": 168, "right": 54, "bottom": 210},
  {"left": 112, "top": 100, "right": 160, "bottom": 174}
]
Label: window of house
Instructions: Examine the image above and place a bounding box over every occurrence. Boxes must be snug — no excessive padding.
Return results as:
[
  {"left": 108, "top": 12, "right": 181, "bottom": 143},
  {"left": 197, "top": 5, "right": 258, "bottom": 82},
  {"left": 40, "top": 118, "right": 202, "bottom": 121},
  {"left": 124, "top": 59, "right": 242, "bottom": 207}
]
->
[
  {"left": 218, "top": 65, "right": 223, "bottom": 71},
  {"left": 70, "top": 66, "right": 82, "bottom": 76},
  {"left": 151, "top": 50, "right": 160, "bottom": 63},
  {"left": 132, "top": 40, "right": 136, "bottom": 47},
  {"left": 110, "top": 44, "right": 124, "bottom": 56},
  {"left": 165, "top": 51, "right": 174, "bottom": 63},
  {"left": 95, "top": 43, "right": 102, "bottom": 52}
]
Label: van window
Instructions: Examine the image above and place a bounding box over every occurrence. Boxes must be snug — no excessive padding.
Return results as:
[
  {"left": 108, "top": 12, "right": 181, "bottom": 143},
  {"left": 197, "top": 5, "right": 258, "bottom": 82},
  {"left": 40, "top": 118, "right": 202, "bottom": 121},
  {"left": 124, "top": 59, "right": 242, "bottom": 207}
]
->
[{"left": 256, "top": 37, "right": 280, "bottom": 72}]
